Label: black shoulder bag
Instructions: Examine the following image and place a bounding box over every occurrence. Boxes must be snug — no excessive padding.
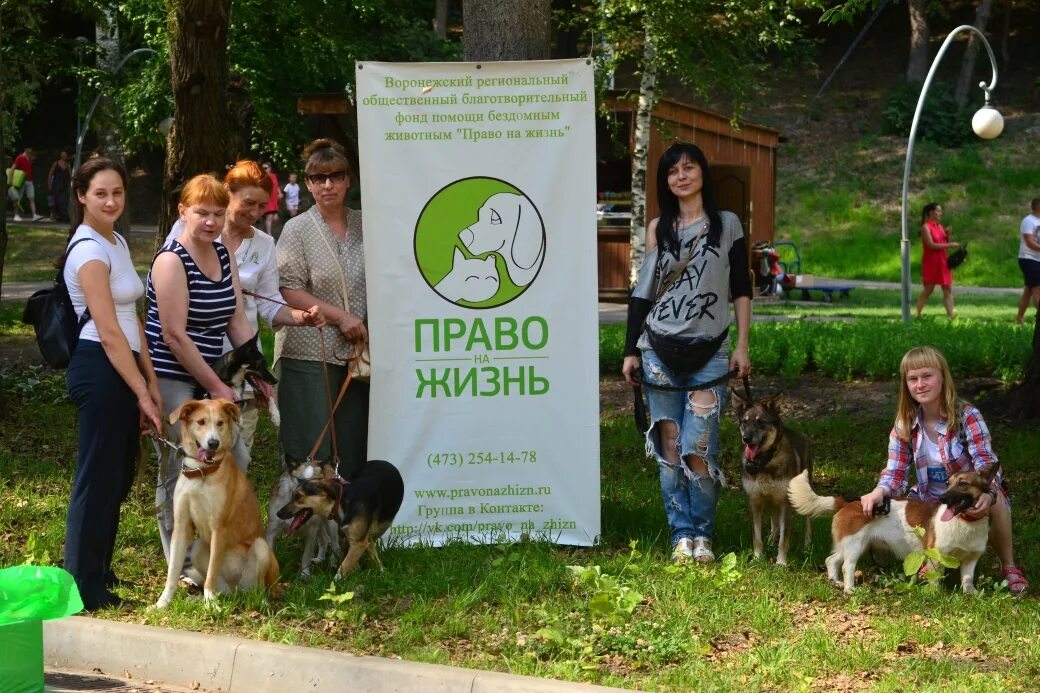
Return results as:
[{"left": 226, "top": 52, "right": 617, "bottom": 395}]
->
[{"left": 21, "top": 238, "right": 97, "bottom": 368}]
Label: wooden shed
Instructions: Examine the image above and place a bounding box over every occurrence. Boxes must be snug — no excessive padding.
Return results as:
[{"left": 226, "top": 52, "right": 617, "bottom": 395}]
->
[{"left": 597, "top": 95, "right": 780, "bottom": 296}]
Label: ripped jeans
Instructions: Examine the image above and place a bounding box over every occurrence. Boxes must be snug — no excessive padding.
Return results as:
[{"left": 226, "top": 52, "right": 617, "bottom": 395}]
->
[{"left": 641, "top": 347, "right": 729, "bottom": 544}]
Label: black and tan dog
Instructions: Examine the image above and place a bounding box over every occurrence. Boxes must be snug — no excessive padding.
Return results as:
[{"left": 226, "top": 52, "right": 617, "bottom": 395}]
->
[
  {"left": 788, "top": 467, "right": 995, "bottom": 594},
  {"left": 731, "top": 389, "right": 812, "bottom": 565},
  {"left": 211, "top": 332, "right": 280, "bottom": 425},
  {"left": 265, "top": 457, "right": 341, "bottom": 579},
  {"left": 277, "top": 459, "right": 404, "bottom": 580}
]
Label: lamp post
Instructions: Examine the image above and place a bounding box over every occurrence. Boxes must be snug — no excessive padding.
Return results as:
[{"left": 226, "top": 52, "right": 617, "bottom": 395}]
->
[
  {"left": 900, "top": 25, "right": 1003, "bottom": 323},
  {"left": 73, "top": 47, "right": 157, "bottom": 173}
]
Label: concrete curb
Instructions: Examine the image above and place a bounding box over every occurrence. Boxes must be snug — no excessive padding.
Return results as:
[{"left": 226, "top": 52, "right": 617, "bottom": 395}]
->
[{"left": 45, "top": 617, "right": 636, "bottom": 693}]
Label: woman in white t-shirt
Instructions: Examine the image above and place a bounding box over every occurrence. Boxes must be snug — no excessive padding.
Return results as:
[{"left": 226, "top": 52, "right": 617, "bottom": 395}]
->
[{"left": 63, "top": 158, "right": 163, "bottom": 611}]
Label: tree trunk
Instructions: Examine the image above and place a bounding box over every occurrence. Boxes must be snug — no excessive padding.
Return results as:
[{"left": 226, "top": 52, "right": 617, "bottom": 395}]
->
[
  {"left": 954, "top": 0, "right": 994, "bottom": 105},
  {"left": 0, "top": 7, "right": 7, "bottom": 305},
  {"left": 159, "top": 0, "right": 238, "bottom": 242},
  {"left": 434, "top": 0, "right": 449, "bottom": 39},
  {"left": 96, "top": 10, "right": 131, "bottom": 233},
  {"left": 462, "top": 0, "right": 551, "bottom": 61},
  {"left": 999, "top": 0, "right": 1012, "bottom": 70},
  {"left": 629, "top": 32, "right": 656, "bottom": 287},
  {"left": 906, "top": 0, "right": 930, "bottom": 82},
  {"left": 1011, "top": 310, "right": 1040, "bottom": 419}
]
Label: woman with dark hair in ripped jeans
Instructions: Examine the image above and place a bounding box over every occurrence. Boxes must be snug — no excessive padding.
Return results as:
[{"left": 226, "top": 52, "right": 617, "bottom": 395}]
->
[{"left": 622, "top": 142, "right": 752, "bottom": 564}]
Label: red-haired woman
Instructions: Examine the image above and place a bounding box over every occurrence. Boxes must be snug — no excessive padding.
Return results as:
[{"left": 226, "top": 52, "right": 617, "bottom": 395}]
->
[{"left": 147, "top": 174, "right": 319, "bottom": 569}]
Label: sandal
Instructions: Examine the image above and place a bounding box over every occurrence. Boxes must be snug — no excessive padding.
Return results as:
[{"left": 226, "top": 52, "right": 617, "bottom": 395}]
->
[
  {"left": 671, "top": 538, "right": 695, "bottom": 563},
  {"left": 1003, "top": 566, "right": 1029, "bottom": 597},
  {"left": 692, "top": 537, "right": 715, "bottom": 564}
]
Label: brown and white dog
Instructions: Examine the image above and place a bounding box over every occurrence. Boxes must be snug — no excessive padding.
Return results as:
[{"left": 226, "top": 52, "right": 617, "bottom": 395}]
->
[
  {"left": 153, "top": 399, "right": 279, "bottom": 609},
  {"left": 787, "top": 468, "right": 994, "bottom": 594},
  {"left": 731, "top": 389, "right": 812, "bottom": 566}
]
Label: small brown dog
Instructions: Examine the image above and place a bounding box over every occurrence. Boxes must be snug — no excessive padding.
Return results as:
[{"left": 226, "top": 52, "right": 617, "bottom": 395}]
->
[
  {"left": 731, "top": 389, "right": 812, "bottom": 566},
  {"left": 153, "top": 399, "right": 279, "bottom": 609}
]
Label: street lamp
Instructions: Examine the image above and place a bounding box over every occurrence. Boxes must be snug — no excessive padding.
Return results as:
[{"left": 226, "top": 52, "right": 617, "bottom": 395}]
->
[
  {"left": 73, "top": 47, "right": 157, "bottom": 173},
  {"left": 900, "top": 24, "right": 1002, "bottom": 322}
]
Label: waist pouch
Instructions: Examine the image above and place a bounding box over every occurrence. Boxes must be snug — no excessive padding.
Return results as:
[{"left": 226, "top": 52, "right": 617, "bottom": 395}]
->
[{"left": 645, "top": 327, "right": 726, "bottom": 376}]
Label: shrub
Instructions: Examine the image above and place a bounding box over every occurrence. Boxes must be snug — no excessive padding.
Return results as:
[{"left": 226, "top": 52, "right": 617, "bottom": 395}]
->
[
  {"left": 880, "top": 80, "right": 972, "bottom": 148},
  {"left": 601, "top": 320, "right": 1032, "bottom": 382}
]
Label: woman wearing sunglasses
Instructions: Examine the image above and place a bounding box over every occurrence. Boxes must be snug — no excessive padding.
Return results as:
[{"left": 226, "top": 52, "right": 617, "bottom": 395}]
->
[{"left": 276, "top": 138, "right": 369, "bottom": 479}]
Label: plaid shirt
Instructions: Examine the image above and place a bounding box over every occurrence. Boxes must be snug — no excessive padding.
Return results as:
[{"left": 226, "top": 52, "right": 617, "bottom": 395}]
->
[{"left": 877, "top": 404, "right": 1003, "bottom": 502}]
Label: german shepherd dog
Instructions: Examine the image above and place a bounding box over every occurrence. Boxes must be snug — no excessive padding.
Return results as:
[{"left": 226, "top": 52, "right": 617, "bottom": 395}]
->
[
  {"left": 211, "top": 332, "right": 280, "bottom": 426},
  {"left": 731, "top": 389, "right": 812, "bottom": 566},
  {"left": 265, "top": 456, "right": 341, "bottom": 579},
  {"left": 153, "top": 399, "right": 279, "bottom": 609},
  {"left": 788, "top": 467, "right": 995, "bottom": 594},
  {"left": 277, "top": 460, "right": 404, "bottom": 580}
]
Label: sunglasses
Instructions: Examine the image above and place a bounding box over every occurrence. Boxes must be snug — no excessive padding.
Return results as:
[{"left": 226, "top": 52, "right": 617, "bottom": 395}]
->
[{"left": 307, "top": 170, "right": 348, "bottom": 185}]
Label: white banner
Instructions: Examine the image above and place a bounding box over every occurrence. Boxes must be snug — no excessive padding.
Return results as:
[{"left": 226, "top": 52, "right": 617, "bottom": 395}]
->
[{"left": 356, "top": 59, "right": 599, "bottom": 546}]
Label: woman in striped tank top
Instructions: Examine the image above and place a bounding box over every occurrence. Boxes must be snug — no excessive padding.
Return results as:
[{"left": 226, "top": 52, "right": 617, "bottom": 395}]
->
[{"left": 146, "top": 174, "right": 319, "bottom": 569}]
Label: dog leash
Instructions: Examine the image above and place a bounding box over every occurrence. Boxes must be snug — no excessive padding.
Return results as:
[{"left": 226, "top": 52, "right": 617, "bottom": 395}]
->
[{"left": 244, "top": 289, "right": 366, "bottom": 469}]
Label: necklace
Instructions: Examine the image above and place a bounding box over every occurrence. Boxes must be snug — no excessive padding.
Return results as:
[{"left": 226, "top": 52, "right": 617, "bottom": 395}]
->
[{"left": 679, "top": 215, "right": 706, "bottom": 229}]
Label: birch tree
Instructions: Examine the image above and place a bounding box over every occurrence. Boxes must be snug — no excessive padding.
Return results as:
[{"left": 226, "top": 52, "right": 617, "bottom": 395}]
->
[{"left": 586, "top": 0, "right": 820, "bottom": 284}]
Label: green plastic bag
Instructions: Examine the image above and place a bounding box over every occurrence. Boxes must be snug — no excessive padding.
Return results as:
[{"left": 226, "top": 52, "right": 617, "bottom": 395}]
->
[
  {"left": 0, "top": 566, "right": 83, "bottom": 693},
  {"left": 0, "top": 565, "right": 83, "bottom": 625}
]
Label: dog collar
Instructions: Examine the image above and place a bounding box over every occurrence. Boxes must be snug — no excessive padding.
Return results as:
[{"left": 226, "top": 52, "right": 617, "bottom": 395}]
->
[{"left": 181, "top": 457, "right": 222, "bottom": 479}]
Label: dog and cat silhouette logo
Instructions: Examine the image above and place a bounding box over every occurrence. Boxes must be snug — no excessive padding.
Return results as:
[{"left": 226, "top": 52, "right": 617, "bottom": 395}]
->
[{"left": 414, "top": 177, "right": 546, "bottom": 308}]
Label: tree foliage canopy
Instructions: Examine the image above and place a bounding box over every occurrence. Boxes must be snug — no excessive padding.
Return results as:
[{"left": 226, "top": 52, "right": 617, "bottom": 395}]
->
[
  {"left": 87, "top": 0, "right": 459, "bottom": 164},
  {"left": 568, "top": 0, "right": 824, "bottom": 110}
]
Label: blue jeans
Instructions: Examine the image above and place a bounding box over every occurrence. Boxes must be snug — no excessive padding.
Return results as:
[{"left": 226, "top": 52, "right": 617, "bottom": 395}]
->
[{"left": 641, "top": 347, "right": 730, "bottom": 544}]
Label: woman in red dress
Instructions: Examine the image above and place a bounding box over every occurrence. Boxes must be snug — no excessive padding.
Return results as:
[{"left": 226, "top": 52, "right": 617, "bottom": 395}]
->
[{"left": 915, "top": 202, "right": 959, "bottom": 319}]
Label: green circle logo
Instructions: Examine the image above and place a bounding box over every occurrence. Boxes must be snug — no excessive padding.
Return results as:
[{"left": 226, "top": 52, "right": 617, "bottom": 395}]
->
[{"left": 414, "top": 177, "right": 546, "bottom": 308}]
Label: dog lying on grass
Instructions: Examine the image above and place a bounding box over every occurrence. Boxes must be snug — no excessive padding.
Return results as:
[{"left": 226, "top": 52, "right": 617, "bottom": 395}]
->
[{"left": 153, "top": 399, "right": 279, "bottom": 609}]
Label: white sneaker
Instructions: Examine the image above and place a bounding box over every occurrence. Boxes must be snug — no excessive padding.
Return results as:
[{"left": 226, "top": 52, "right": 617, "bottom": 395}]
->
[
  {"left": 31, "top": 214, "right": 43, "bottom": 221},
  {"left": 672, "top": 537, "right": 695, "bottom": 562},
  {"left": 13, "top": 214, "right": 23, "bottom": 221}
]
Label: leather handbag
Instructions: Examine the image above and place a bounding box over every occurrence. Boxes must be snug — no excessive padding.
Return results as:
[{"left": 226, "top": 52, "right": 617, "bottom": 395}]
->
[{"left": 947, "top": 244, "right": 967, "bottom": 270}]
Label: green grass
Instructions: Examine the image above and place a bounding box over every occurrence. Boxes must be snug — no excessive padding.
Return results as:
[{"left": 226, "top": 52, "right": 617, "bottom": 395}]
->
[
  {"left": 1, "top": 369, "right": 1038, "bottom": 690},
  {"left": 776, "top": 130, "right": 1040, "bottom": 289},
  {"left": 1, "top": 225, "right": 155, "bottom": 283}
]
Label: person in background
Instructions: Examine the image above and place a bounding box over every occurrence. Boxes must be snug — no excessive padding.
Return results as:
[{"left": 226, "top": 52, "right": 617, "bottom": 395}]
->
[
  {"left": 63, "top": 157, "right": 163, "bottom": 610},
  {"left": 276, "top": 138, "right": 369, "bottom": 480},
  {"left": 1015, "top": 198, "right": 1040, "bottom": 325},
  {"left": 12, "top": 146, "right": 43, "bottom": 221},
  {"left": 48, "top": 150, "right": 72, "bottom": 223},
  {"left": 915, "top": 202, "right": 958, "bottom": 320},
  {"left": 283, "top": 172, "right": 301, "bottom": 218},
  {"left": 859, "top": 346, "right": 1029, "bottom": 596},
  {"left": 262, "top": 162, "right": 280, "bottom": 235}
]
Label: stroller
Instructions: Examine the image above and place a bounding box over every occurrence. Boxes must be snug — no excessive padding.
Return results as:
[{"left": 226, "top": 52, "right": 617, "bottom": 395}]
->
[{"left": 752, "top": 240, "right": 787, "bottom": 296}]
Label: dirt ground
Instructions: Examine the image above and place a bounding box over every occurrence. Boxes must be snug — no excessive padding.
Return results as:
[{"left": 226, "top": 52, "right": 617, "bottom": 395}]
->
[{"left": 600, "top": 374, "right": 1011, "bottom": 423}]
